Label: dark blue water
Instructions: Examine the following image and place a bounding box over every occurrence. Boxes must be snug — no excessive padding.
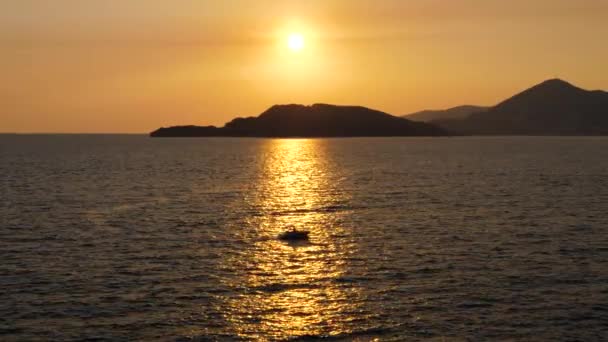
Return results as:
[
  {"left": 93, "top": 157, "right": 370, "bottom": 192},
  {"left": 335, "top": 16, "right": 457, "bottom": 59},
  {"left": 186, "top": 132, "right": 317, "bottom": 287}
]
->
[{"left": 1, "top": 135, "right": 607, "bottom": 341}]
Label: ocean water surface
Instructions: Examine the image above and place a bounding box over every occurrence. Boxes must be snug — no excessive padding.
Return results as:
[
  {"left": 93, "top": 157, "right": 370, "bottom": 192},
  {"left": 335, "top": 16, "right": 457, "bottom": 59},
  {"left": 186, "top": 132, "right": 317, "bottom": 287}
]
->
[{"left": 1, "top": 135, "right": 607, "bottom": 341}]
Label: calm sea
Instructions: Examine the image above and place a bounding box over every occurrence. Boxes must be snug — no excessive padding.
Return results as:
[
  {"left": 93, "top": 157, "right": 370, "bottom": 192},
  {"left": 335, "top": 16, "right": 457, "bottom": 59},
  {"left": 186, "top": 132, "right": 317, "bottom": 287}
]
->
[{"left": 1, "top": 135, "right": 607, "bottom": 341}]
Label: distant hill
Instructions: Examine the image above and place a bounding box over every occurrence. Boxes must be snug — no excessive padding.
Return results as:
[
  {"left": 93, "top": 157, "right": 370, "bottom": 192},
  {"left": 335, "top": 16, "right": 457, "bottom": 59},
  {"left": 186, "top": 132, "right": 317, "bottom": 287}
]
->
[
  {"left": 435, "top": 79, "right": 608, "bottom": 135},
  {"left": 151, "top": 104, "right": 448, "bottom": 137},
  {"left": 403, "top": 105, "right": 488, "bottom": 122}
]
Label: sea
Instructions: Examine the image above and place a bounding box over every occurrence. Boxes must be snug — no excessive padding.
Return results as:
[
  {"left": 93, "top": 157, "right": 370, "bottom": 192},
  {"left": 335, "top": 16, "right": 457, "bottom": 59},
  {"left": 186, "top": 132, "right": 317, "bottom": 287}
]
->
[{"left": 1, "top": 135, "right": 607, "bottom": 341}]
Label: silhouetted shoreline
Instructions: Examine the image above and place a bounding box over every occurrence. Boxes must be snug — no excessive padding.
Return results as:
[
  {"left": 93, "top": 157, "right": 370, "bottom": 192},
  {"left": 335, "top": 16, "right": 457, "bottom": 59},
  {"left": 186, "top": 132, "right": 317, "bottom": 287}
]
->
[
  {"left": 150, "top": 104, "right": 447, "bottom": 137},
  {"left": 407, "top": 79, "right": 608, "bottom": 135},
  {"left": 152, "top": 79, "right": 608, "bottom": 138}
]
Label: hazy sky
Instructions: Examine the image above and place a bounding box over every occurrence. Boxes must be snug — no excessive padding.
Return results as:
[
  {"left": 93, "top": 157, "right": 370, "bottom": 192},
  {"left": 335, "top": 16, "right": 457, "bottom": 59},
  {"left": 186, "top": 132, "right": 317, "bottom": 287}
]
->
[{"left": 2, "top": 0, "right": 607, "bottom": 133}]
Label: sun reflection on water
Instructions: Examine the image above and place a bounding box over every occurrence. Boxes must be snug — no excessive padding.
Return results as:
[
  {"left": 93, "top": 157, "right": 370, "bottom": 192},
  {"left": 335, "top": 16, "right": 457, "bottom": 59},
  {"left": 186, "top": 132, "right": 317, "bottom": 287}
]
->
[{"left": 222, "top": 139, "right": 361, "bottom": 340}]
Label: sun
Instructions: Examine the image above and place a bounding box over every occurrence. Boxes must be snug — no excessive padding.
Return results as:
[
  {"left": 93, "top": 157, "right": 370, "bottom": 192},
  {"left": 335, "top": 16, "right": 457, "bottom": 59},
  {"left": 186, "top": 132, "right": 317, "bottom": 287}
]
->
[{"left": 287, "top": 33, "right": 305, "bottom": 52}]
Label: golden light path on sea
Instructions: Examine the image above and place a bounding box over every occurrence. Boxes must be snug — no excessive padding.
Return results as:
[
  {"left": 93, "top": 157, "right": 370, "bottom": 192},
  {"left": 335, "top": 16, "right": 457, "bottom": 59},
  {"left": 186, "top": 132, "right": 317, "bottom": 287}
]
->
[{"left": 222, "top": 139, "right": 362, "bottom": 340}]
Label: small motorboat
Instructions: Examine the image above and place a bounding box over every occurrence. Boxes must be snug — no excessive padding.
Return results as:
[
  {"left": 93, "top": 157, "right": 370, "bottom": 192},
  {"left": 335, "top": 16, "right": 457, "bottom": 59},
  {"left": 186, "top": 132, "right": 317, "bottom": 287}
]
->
[{"left": 278, "top": 228, "right": 310, "bottom": 242}]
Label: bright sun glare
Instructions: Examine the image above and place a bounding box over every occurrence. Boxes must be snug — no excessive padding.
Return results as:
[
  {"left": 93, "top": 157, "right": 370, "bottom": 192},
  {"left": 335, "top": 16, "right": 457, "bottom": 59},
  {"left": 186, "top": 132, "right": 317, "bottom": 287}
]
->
[{"left": 287, "top": 33, "right": 305, "bottom": 52}]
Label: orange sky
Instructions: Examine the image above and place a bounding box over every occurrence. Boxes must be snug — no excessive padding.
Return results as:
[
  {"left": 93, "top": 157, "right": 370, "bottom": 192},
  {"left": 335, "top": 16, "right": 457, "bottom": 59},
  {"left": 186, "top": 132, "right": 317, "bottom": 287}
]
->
[{"left": 1, "top": 0, "right": 607, "bottom": 133}]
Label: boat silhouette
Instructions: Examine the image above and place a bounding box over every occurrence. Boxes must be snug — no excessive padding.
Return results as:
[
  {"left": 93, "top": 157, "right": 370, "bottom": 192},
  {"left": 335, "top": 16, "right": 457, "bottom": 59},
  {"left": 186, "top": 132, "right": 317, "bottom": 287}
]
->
[{"left": 278, "top": 228, "right": 310, "bottom": 241}]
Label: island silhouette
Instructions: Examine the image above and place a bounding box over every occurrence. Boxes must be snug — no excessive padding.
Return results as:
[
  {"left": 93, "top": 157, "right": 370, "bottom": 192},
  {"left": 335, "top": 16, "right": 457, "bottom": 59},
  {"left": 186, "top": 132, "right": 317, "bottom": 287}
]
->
[
  {"left": 151, "top": 79, "right": 608, "bottom": 137},
  {"left": 407, "top": 79, "right": 608, "bottom": 135},
  {"left": 150, "top": 103, "right": 447, "bottom": 137}
]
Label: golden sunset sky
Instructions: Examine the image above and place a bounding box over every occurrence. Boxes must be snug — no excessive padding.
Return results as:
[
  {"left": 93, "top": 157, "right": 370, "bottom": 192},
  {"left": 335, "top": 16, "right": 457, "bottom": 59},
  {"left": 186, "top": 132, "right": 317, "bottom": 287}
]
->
[{"left": 2, "top": 0, "right": 607, "bottom": 133}]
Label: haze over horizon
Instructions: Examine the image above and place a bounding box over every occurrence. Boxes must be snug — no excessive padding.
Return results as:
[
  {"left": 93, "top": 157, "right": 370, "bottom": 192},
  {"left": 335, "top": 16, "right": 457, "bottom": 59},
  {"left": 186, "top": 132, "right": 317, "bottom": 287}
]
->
[{"left": 2, "top": 0, "right": 608, "bottom": 133}]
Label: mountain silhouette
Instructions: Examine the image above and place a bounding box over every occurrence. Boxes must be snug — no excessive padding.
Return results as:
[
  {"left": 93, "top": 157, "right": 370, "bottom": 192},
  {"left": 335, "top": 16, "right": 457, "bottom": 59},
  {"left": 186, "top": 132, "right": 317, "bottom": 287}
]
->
[
  {"left": 402, "top": 105, "right": 488, "bottom": 122},
  {"left": 151, "top": 104, "right": 447, "bottom": 137},
  {"left": 436, "top": 79, "right": 608, "bottom": 135}
]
